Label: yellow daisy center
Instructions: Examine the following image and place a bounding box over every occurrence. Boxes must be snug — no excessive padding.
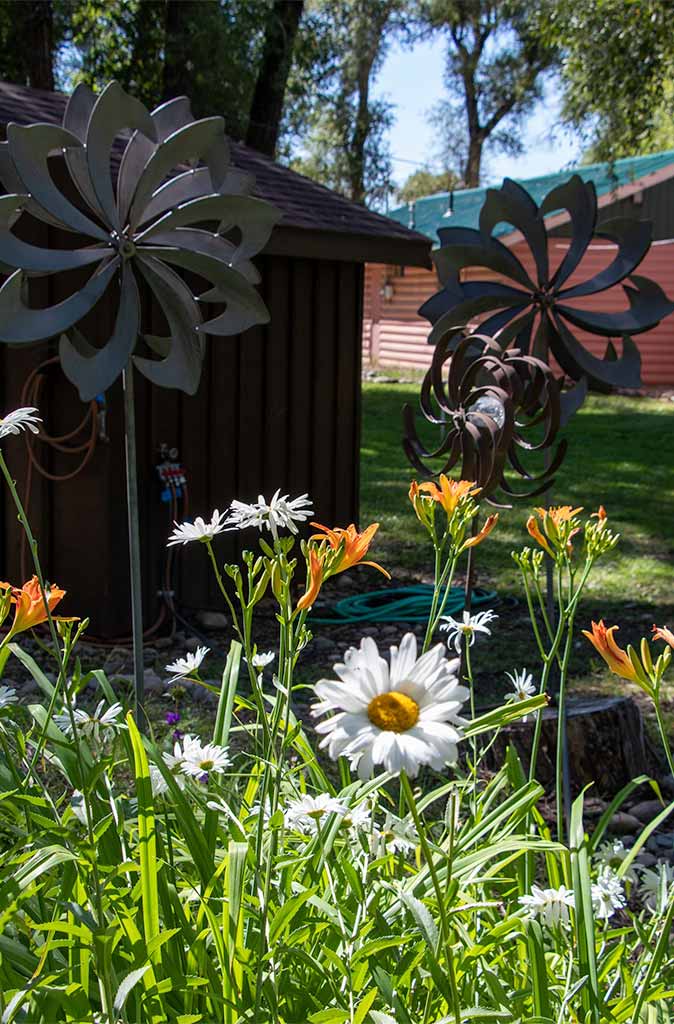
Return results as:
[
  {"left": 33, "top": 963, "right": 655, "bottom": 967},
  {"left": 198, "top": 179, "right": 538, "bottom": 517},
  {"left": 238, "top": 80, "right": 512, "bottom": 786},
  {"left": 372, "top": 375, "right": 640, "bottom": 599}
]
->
[
  {"left": 368, "top": 690, "right": 419, "bottom": 733},
  {"left": 200, "top": 759, "right": 215, "bottom": 771}
]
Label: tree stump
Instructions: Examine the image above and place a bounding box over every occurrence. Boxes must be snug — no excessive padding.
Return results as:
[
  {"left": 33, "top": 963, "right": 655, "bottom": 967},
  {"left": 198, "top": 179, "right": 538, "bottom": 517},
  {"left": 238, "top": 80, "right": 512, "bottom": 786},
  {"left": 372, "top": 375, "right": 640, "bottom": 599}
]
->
[{"left": 483, "top": 695, "right": 649, "bottom": 796}]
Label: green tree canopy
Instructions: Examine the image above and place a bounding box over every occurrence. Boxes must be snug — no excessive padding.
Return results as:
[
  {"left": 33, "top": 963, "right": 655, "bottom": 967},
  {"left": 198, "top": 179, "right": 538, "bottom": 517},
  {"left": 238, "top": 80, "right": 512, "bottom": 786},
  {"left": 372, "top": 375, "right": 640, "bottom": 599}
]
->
[
  {"left": 544, "top": 0, "right": 674, "bottom": 161},
  {"left": 395, "top": 166, "right": 462, "bottom": 203},
  {"left": 416, "top": 0, "right": 557, "bottom": 187}
]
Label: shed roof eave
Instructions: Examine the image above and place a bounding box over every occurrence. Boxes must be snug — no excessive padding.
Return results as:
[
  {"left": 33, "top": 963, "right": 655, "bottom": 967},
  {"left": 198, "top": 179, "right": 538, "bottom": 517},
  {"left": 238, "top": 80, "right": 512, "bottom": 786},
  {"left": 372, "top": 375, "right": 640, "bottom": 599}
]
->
[{"left": 263, "top": 225, "right": 433, "bottom": 268}]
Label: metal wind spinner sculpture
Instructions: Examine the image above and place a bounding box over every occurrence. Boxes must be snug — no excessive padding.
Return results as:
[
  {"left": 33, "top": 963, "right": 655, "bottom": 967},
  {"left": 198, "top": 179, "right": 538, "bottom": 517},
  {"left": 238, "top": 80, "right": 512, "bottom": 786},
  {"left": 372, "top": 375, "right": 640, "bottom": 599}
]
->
[
  {"left": 404, "top": 332, "right": 566, "bottom": 507},
  {"left": 0, "top": 80, "right": 280, "bottom": 721},
  {"left": 420, "top": 175, "right": 674, "bottom": 395}
]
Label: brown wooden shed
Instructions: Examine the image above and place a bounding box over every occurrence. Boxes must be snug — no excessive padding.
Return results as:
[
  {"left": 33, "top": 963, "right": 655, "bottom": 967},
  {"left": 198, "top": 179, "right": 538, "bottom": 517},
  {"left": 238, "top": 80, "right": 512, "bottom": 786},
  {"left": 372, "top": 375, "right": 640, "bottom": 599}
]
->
[{"left": 0, "top": 81, "right": 431, "bottom": 635}]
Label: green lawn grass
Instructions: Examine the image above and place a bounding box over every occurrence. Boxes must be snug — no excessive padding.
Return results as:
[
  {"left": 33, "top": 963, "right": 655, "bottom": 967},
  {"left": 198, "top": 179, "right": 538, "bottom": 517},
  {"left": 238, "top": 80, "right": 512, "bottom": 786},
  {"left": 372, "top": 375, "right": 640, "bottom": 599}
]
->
[{"left": 360, "top": 382, "right": 674, "bottom": 706}]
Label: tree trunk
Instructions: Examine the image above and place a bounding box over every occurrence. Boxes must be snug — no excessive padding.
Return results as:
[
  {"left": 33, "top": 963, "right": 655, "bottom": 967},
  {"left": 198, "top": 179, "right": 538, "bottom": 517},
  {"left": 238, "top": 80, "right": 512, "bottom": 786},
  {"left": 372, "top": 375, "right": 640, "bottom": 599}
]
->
[
  {"left": 163, "top": 0, "right": 195, "bottom": 102},
  {"left": 483, "top": 695, "right": 650, "bottom": 797},
  {"left": 464, "top": 138, "right": 482, "bottom": 189},
  {"left": 24, "top": 1, "right": 54, "bottom": 91},
  {"left": 246, "top": 0, "right": 304, "bottom": 158}
]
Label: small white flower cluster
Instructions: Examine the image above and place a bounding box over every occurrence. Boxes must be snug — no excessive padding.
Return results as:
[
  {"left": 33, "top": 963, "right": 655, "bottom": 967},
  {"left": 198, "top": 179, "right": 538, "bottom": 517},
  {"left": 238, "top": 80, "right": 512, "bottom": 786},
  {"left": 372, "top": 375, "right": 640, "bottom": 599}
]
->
[
  {"left": 167, "top": 490, "right": 313, "bottom": 547},
  {"left": 440, "top": 609, "right": 497, "bottom": 653},
  {"left": 150, "top": 735, "right": 231, "bottom": 795},
  {"left": 0, "top": 407, "right": 41, "bottom": 440},
  {"left": 165, "top": 646, "right": 210, "bottom": 684},
  {"left": 505, "top": 668, "right": 536, "bottom": 720},
  {"left": 54, "top": 699, "right": 124, "bottom": 745},
  {"left": 639, "top": 862, "right": 674, "bottom": 912},
  {"left": 0, "top": 685, "right": 18, "bottom": 712},
  {"left": 520, "top": 867, "right": 626, "bottom": 927},
  {"left": 283, "top": 794, "right": 413, "bottom": 852}
]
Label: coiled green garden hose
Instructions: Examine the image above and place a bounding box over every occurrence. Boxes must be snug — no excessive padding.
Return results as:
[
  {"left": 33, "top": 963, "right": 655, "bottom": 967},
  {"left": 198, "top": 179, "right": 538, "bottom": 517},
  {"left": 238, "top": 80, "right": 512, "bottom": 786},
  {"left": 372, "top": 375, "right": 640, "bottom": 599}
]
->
[{"left": 309, "top": 585, "right": 497, "bottom": 625}]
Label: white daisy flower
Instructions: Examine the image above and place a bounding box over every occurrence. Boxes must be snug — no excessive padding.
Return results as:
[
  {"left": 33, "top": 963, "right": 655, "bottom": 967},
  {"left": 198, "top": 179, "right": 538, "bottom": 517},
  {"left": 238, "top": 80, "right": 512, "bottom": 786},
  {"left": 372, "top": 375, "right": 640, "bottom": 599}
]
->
[
  {"left": 440, "top": 608, "right": 497, "bottom": 653},
  {"left": 0, "top": 407, "right": 41, "bottom": 439},
  {"left": 0, "top": 685, "right": 18, "bottom": 711},
  {"left": 225, "top": 489, "right": 313, "bottom": 541},
  {"left": 341, "top": 802, "right": 372, "bottom": 831},
  {"left": 177, "top": 735, "right": 231, "bottom": 778},
  {"left": 70, "top": 790, "right": 92, "bottom": 827},
  {"left": 149, "top": 750, "right": 186, "bottom": 796},
  {"left": 311, "top": 633, "right": 467, "bottom": 780},
  {"left": 591, "top": 866, "right": 626, "bottom": 920},
  {"left": 371, "top": 812, "right": 417, "bottom": 855},
  {"left": 250, "top": 650, "right": 275, "bottom": 670},
  {"left": 519, "top": 884, "right": 575, "bottom": 927},
  {"left": 285, "top": 793, "right": 348, "bottom": 833},
  {"left": 167, "top": 509, "right": 229, "bottom": 547},
  {"left": 56, "top": 700, "right": 124, "bottom": 745},
  {"left": 505, "top": 668, "right": 536, "bottom": 721},
  {"left": 594, "top": 838, "right": 638, "bottom": 883},
  {"left": 639, "top": 862, "right": 674, "bottom": 912},
  {"left": 165, "top": 646, "right": 210, "bottom": 683}
]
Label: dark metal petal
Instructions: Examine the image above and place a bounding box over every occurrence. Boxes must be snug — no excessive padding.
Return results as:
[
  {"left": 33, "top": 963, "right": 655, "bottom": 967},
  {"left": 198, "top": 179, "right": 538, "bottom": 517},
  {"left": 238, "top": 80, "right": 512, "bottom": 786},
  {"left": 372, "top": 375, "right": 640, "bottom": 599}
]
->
[
  {"left": 557, "top": 218, "right": 652, "bottom": 299},
  {"left": 542, "top": 175, "right": 597, "bottom": 290},
  {"left": 0, "top": 194, "right": 109, "bottom": 273},
  {"left": 0, "top": 259, "right": 118, "bottom": 342},
  {"left": 138, "top": 245, "right": 270, "bottom": 334},
  {"left": 557, "top": 273, "right": 674, "bottom": 336},
  {"left": 6, "top": 123, "right": 109, "bottom": 239},
  {"left": 432, "top": 227, "right": 534, "bottom": 290},
  {"left": 480, "top": 178, "right": 549, "bottom": 287},
  {"left": 136, "top": 194, "right": 280, "bottom": 261},
  {"left": 126, "top": 117, "right": 228, "bottom": 232},
  {"left": 148, "top": 227, "right": 260, "bottom": 284},
  {"left": 133, "top": 255, "right": 203, "bottom": 394},
  {"left": 549, "top": 311, "right": 642, "bottom": 387},
  {"left": 62, "top": 83, "right": 108, "bottom": 220},
  {"left": 59, "top": 263, "right": 140, "bottom": 400},
  {"left": 426, "top": 283, "right": 529, "bottom": 345},
  {"left": 117, "top": 95, "right": 195, "bottom": 226},
  {"left": 137, "top": 166, "right": 256, "bottom": 230},
  {"left": 86, "top": 81, "right": 157, "bottom": 234}
]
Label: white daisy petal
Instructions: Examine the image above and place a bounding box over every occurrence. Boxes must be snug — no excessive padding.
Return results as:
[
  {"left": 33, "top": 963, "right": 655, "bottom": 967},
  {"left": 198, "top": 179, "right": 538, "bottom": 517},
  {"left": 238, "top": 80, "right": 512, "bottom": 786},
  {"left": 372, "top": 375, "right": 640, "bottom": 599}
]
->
[
  {"left": 312, "top": 633, "right": 466, "bottom": 779},
  {"left": 168, "top": 511, "right": 229, "bottom": 547},
  {"left": 0, "top": 407, "right": 41, "bottom": 439},
  {"left": 165, "top": 646, "right": 210, "bottom": 683}
]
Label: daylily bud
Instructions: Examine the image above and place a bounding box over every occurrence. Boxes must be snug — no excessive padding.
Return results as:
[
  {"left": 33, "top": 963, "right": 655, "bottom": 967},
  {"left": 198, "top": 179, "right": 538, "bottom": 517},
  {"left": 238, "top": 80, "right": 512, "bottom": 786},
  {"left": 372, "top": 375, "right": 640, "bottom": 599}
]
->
[
  {"left": 297, "top": 547, "right": 324, "bottom": 611},
  {"left": 582, "top": 620, "right": 638, "bottom": 682}
]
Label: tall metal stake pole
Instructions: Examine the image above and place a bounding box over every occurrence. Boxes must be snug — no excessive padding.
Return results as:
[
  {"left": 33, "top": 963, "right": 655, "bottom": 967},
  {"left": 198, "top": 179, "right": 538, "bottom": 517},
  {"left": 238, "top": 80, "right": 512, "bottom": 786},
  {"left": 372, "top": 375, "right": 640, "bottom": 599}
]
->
[{"left": 122, "top": 363, "right": 145, "bottom": 726}]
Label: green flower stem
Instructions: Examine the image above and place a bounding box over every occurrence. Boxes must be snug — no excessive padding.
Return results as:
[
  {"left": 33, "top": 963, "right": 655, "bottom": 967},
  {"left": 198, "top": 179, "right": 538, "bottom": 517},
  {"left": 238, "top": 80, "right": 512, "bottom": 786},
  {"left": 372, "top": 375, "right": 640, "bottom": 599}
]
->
[
  {"left": 422, "top": 544, "right": 444, "bottom": 653},
  {"left": 400, "top": 770, "right": 461, "bottom": 1024},
  {"left": 0, "top": 449, "right": 115, "bottom": 1019},
  {"left": 653, "top": 700, "right": 674, "bottom": 780}
]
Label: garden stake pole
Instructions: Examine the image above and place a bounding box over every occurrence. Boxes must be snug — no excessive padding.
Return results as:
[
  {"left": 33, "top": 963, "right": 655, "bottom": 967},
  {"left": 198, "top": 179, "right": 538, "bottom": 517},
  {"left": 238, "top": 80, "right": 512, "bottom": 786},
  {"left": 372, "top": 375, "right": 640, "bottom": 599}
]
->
[{"left": 122, "top": 362, "right": 145, "bottom": 727}]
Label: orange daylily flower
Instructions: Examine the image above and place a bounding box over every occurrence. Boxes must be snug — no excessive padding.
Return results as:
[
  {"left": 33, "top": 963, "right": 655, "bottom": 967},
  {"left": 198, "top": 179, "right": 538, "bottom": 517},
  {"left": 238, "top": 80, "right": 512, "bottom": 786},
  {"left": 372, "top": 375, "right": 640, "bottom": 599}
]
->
[
  {"left": 297, "top": 548, "right": 324, "bottom": 611},
  {"left": 4, "top": 576, "right": 66, "bottom": 637},
  {"left": 310, "top": 522, "right": 390, "bottom": 579},
  {"left": 534, "top": 505, "right": 584, "bottom": 527},
  {"left": 418, "top": 475, "right": 480, "bottom": 515},
  {"left": 462, "top": 513, "right": 499, "bottom": 549},
  {"left": 526, "top": 515, "right": 554, "bottom": 558},
  {"left": 652, "top": 624, "right": 674, "bottom": 650},
  {"left": 582, "top": 620, "right": 638, "bottom": 682}
]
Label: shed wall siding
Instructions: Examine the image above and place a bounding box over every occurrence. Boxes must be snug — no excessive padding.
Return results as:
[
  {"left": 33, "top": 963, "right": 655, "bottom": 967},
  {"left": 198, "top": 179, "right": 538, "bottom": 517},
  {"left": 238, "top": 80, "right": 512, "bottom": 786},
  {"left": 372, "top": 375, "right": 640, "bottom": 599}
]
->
[
  {"left": 363, "top": 236, "right": 674, "bottom": 384},
  {"left": 1, "top": 254, "right": 364, "bottom": 634}
]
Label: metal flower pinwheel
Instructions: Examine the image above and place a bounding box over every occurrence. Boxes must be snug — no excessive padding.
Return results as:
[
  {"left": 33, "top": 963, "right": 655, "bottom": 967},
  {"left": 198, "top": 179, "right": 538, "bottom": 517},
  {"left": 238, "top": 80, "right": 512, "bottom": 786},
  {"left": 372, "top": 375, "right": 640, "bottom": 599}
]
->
[
  {"left": 420, "top": 175, "right": 674, "bottom": 392},
  {"left": 0, "top": 80, "right": 280, "bottom": 721},
  {"left": 403, "top": 332, "right": 565, "bottom": 506}
]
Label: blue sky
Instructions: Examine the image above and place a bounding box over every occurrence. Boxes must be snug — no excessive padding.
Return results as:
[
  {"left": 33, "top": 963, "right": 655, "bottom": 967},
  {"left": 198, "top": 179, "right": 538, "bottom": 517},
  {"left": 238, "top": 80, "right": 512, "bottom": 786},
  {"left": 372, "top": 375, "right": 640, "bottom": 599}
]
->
[{"left": 375, "top": 37, "right": 583, "bottom": 199}]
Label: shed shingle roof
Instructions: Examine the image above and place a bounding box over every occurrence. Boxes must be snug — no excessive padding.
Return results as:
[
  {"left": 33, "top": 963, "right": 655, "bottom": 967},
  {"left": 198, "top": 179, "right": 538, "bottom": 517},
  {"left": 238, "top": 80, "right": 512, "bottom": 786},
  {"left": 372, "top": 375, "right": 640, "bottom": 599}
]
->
[
  {"left": 0, "top": 79, "right": 431, "bottom": 267},
  {"left": 389, "top": 149, "right": 674, "bottom": 246}
]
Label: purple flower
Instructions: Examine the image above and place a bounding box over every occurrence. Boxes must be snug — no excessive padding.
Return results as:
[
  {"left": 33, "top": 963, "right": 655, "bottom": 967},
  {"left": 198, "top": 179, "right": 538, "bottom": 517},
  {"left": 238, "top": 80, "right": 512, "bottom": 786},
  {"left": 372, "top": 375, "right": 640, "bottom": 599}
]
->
[
  {"left": 172, "top": 729, "right": 184, "bottom": 742},
  {"left": 166, "top": 711, "right": 181, "bottom": 726}
]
